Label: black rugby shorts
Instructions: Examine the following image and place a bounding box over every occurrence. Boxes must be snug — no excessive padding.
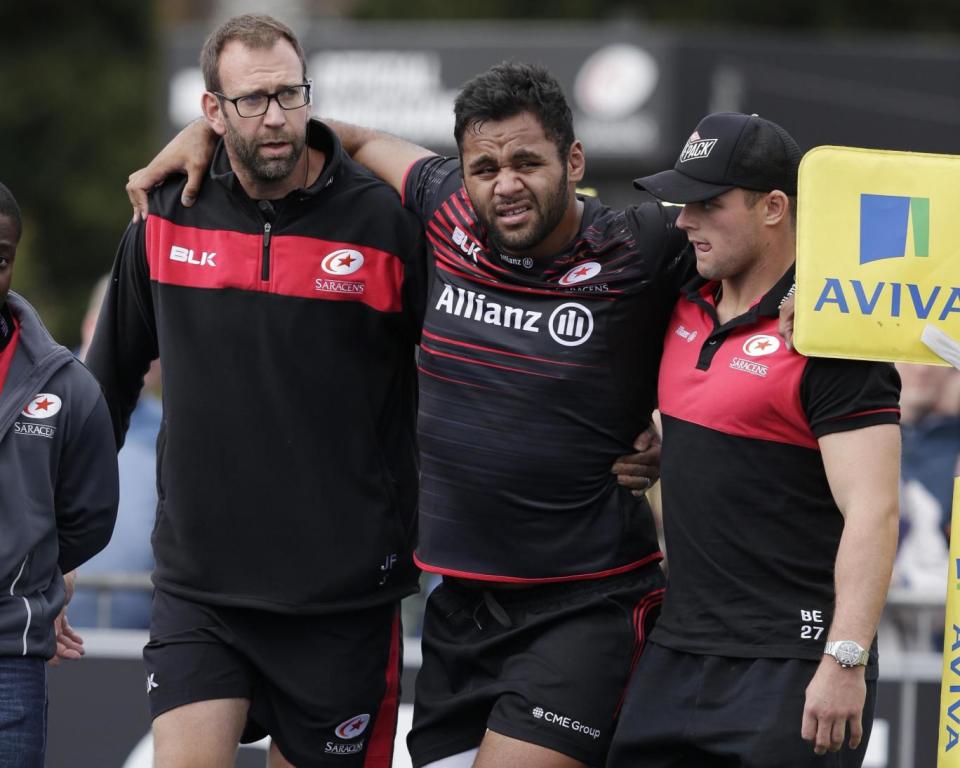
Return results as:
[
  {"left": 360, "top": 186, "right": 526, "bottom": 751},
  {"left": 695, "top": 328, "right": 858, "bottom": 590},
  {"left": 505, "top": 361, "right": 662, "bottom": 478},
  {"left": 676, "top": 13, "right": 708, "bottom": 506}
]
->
[
  {"left": 408, "top": 564, "right": 664, "bottom": 767},
  {"left": 144, "top": 589, "right": 403, "bottom": 767},
  {"left": 607, "top": 642, "right": 877, "bottom": 768}
]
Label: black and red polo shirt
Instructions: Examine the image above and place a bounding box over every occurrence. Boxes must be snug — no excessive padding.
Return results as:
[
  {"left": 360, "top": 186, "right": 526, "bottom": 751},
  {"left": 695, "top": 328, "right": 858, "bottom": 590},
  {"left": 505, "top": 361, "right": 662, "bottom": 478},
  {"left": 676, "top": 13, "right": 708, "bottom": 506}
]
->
[
  {"left": 653, "top": 265, "right": 900, "bottom": 659},
  {"left": 403, "top": 156, "right": 692, "bottom": 582}
]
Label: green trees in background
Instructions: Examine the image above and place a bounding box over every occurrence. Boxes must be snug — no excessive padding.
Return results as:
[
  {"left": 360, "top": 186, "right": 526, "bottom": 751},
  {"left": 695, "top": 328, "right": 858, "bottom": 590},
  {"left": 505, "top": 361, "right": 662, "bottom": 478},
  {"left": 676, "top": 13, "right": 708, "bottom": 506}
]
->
[{"left": 0, "top": 3, "right": 155, "bottom": 346}]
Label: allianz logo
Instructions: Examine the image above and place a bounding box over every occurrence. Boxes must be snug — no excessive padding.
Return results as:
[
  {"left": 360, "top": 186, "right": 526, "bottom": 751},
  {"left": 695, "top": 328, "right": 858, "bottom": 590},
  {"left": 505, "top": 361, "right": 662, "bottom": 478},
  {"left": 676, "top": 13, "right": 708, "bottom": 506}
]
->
[
  {"left": 434, "top": 284, "right": 594, "bottom": 346},
  {"left": 169, "top": 245, "right": 217, "bottom": 267}
]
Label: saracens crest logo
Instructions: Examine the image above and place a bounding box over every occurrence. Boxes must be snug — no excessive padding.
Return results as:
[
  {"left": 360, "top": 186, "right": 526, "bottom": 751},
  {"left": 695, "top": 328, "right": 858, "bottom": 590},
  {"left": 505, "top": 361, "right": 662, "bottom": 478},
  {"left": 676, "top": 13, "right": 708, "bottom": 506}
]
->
[
  {"left": 21, "top": 394, "right": 62, "bottom": 419},
  {"left": 742, "top": 334, "right": 781, "bottom": 357},
  {"left": 322, "top": 249, "right": 365, "bottom": 276},
  {"left": 559, "top": 261, "right": 602, "bottom": 286},
  {"left": 335, "top": 714, "right": 371, "bottom": 740},
  {"left": 317, "top": 249, "right": 367, "bottom": 296}
]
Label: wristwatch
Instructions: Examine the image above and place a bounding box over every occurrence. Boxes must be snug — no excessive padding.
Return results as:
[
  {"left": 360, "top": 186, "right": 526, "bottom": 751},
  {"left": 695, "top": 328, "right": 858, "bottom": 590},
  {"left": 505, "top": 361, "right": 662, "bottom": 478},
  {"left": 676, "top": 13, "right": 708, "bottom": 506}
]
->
[{"left": 823, "top": 640, "right": 869, "bottom": 668}]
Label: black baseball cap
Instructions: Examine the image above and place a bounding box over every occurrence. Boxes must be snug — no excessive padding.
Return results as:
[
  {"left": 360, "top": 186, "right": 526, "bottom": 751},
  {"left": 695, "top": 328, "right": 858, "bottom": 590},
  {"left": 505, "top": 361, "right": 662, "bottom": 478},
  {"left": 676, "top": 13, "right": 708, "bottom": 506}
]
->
[{"left": 633, "top": 112, "right": 802, "bottom": 203}]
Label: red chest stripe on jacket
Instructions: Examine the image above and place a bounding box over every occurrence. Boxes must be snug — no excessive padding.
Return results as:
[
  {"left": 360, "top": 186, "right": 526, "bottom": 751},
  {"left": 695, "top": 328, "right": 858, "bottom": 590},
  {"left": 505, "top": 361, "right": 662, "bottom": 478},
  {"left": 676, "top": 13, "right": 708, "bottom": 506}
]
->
[{"left": 146, "top": 216, "right": 404, "bottom": 312}]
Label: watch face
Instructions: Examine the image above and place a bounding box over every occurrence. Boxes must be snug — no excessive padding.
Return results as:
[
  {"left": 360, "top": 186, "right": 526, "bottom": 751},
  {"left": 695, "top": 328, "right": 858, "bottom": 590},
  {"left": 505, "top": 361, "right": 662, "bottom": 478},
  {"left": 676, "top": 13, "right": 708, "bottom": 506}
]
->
[{"left": 836, "top": 641, "right": 862, "bottom": 666}]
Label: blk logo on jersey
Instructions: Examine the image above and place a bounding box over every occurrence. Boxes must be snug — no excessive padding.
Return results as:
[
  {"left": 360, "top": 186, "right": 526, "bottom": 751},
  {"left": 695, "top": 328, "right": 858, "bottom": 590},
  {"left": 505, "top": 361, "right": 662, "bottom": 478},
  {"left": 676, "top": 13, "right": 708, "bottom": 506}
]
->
[
  {"left": 549, "top": 303, "right": 594, "bottom": 346},
  {"left": 452, "top": 227, "right": 481, "bottom": 261},
  {"left": 335, "top": 714, "right": 370, "bottom": 740},
  {"left": 674, "top": 325, "right": 698, "bottom": 343},
  {"left": 22, "top": 394, "right": 62, "bottom": 419},
  {"left": 559, "top": 261, "right": 602, "bottom": 286},
  {"left": 742, "top": 334, "right": 780, "bottom": 357},
  {"left": 322, "top": 249, "right": 365, "bottom": 275},
  {"left": 169, "top": 244, "right": 217, "bottom": 267}
]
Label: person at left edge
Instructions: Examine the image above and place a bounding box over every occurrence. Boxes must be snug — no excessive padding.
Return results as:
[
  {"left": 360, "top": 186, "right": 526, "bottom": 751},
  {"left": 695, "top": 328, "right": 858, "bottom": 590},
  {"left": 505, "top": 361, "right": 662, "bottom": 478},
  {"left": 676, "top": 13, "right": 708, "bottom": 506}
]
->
[
  {"left": 85, "top": 14, "right": 425, "bottom": 768},
  {"left": 0, "top": 181, "right": 119, "bottom": 768}
]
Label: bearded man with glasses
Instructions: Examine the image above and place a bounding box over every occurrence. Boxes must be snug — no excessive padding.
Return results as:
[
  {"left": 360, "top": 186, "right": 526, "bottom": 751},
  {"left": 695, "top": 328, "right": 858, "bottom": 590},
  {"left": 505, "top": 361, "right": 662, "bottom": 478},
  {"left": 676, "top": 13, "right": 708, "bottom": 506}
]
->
[{"left": 86, "top": 14, "right": 425, "bottom": 768}]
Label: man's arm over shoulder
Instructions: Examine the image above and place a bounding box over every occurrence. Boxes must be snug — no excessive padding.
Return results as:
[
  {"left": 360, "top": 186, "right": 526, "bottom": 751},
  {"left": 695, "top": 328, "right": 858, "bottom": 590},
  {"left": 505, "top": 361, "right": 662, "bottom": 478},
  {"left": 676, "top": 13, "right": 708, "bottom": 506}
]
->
[
  {"left": 126, "top": 118, "right": 436, "bottom": 217},
  {"left": 323, "top": 118, "right": 436, "bottom": 196},
  {"left": 85, "top": 219, "right": 159, "bottom": 449},
  {"left": 127, "top": 119, "right": 218, "bottom": 220},
  {"left": 55, "top": 377, "right": 119, "bottom": 574}
]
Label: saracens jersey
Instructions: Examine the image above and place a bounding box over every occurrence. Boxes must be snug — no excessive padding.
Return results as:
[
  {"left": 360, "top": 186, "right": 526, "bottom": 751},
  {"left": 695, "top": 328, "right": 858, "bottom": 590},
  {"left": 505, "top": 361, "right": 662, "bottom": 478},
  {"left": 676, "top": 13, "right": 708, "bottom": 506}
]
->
[
  {"left": 653, "top": 266, "right": 900, "bottom": 661},
  {"left": 403, "top": 156, "right": 692, "bottom": 582}
]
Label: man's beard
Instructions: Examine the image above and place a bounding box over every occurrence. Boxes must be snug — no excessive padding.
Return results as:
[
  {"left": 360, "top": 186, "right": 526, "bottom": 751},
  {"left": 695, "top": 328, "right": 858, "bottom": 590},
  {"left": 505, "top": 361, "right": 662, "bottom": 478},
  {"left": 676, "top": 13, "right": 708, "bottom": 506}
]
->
[
  {"left": 484, "top": 166, "right": 569, "bottom": 256},
  {"left": 225, "top": 121, "right": 306, "bottom": 183}
]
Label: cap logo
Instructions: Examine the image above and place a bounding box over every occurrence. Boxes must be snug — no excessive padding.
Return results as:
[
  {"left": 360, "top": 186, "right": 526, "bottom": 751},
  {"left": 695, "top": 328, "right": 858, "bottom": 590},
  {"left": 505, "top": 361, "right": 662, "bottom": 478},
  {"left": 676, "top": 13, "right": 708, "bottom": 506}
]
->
[{"left": 679, "top": 137, "right": 717, "bottom": 163}]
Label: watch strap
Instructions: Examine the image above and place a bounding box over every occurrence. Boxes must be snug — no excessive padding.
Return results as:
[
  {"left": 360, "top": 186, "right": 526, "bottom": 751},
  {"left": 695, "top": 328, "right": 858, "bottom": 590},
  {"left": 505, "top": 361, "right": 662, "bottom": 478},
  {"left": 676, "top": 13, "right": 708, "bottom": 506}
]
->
[{"left": 823, "top": 640, "right": 869, "bottom": 667}]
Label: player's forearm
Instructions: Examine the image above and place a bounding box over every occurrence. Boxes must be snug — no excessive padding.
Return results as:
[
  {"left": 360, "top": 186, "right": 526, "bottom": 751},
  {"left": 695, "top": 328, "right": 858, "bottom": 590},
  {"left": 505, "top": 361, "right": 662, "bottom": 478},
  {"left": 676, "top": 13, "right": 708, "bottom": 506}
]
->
[
  {"left": 818, "top": 423, "right": 900, "bottom": 646},
  {"left": 826, "top": 500, "right": 899, "bottom": 645}
]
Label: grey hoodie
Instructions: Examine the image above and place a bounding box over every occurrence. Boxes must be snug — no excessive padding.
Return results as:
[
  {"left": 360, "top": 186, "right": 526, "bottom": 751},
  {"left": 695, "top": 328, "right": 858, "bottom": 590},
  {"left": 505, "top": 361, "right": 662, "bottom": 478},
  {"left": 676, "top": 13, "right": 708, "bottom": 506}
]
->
[{"left": 0, "top": 292, "right": 118, "bottom": 658}]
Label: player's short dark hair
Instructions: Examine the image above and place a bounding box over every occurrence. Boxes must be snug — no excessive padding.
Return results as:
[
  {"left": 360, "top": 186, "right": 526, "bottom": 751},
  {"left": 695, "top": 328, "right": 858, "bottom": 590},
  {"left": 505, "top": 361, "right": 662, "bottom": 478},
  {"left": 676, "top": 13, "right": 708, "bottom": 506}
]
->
[
  {"left": 454, "top": 62, "right": 575, "bottom": 160},
  {"left": 0, "top": 183, "right": 22, "bottom": 241},
  {"left": 200, "top": 14, "right": 307, "bottom": 93}
]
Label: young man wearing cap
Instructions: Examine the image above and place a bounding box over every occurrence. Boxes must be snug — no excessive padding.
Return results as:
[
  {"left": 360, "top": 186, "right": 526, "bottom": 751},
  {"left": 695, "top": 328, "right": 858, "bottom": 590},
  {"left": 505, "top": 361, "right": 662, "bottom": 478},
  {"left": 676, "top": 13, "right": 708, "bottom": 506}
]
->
[{"left": 607, "top": 113, "right": 902, "bottom": 767}]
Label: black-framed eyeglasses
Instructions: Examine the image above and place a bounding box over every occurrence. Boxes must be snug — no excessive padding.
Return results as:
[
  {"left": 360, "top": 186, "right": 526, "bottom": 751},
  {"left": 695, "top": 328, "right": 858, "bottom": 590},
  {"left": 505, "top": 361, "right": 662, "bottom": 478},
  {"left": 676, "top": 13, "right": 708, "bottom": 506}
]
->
[{"left": 214, "top": 81, "right": 312, "bottom": 118}]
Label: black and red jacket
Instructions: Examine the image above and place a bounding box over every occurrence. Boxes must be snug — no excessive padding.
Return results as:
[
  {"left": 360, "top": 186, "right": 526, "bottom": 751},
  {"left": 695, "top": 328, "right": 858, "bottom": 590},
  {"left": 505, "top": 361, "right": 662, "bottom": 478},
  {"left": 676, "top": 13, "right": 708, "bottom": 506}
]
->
[{"left": 87, "top": 122, "right": 425, "bottom": 614}]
